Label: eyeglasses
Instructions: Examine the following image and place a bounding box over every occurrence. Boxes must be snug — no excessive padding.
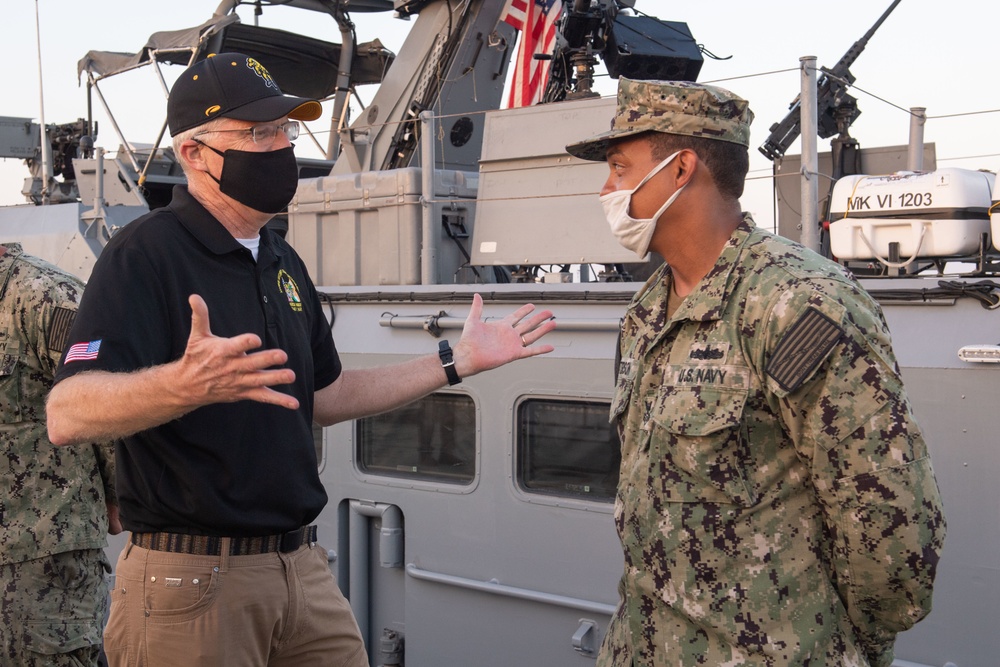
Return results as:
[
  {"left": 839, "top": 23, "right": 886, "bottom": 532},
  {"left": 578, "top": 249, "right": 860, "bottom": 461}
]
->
[{"left": 195, "top": 120, "right": 300, "bottom": 145}]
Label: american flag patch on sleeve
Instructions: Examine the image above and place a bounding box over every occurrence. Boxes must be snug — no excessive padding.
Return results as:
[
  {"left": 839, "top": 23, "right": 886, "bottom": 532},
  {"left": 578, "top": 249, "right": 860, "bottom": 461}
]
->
[
  {"left": 766, "top": 308, "right": 843, "bottom": 392},
  {"left": 64, "top": 339, "right": 102, "bottom": 363}
]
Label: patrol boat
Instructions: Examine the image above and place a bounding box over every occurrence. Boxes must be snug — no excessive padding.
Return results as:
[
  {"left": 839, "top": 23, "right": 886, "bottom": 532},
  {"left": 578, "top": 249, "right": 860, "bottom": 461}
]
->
[{"left": 1, "top": 1, "right": 996, "bottom": 665}]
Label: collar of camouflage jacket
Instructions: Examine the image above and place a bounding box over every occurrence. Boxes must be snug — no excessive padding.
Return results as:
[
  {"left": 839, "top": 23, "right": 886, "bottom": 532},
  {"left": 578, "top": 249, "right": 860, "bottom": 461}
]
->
[{"left": 626, "top": 214, "right": 758, "bottom": 338}]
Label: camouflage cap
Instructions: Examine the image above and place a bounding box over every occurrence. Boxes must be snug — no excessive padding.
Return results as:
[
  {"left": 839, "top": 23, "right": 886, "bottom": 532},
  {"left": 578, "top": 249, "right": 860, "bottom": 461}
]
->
[{"left": 565, "top": 78, "right": 753, "bottom": 161}]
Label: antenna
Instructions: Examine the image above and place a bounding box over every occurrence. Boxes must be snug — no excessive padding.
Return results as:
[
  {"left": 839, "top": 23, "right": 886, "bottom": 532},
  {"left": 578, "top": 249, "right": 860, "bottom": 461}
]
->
[{"left": 33, "top": 0, "right": 53, "bottom": 204}]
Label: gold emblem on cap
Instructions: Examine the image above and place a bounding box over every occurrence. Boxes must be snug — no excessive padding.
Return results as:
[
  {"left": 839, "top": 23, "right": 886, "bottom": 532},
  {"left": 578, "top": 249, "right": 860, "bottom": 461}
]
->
[{"left": 204, "top": 105, "right": 221, "bottom": 117}]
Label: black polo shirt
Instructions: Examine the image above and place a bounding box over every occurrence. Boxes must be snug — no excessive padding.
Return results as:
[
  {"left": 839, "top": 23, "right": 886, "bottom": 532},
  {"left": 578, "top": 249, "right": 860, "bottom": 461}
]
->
[{"left": 55, "top": 185, "right": 340, "bottom": 536}]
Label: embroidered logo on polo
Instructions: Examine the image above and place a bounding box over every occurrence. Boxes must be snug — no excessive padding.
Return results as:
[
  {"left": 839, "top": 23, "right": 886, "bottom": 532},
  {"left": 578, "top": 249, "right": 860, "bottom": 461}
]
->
[
  {"left": 766, "top": 306, "right": 844, "bottom": 392},
  {"left": 277, "top": 269, "right": 302, "bottom": 312}
]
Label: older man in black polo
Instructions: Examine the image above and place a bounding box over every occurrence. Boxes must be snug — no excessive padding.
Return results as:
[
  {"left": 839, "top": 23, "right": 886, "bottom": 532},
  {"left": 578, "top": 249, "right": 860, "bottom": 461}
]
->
[{"left": 47, "top": 52, "right": 555, "bottom": 667}]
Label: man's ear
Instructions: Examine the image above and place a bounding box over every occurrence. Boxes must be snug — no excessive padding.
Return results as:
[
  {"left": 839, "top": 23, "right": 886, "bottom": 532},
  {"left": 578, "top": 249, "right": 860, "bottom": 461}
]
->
[
  {"left": 178, "top": 139, "right": 209, "bottom": 172},
  {"left": 673, "top": 148, "right": 699, "bottom": 188}
]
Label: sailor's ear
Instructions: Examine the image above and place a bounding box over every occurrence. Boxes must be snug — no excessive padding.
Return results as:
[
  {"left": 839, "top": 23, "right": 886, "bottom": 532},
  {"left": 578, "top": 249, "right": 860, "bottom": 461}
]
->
[{"left": 674, "top": 148, "right": 699, "bottom": 187}]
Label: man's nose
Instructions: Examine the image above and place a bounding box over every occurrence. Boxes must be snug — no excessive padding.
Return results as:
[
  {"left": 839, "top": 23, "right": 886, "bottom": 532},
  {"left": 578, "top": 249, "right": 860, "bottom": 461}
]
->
[{"left": 599, "top": 177, "right": 616, "bottom": 197}]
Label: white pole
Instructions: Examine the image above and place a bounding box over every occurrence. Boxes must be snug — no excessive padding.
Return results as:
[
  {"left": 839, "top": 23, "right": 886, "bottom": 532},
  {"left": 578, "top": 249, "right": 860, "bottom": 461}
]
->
[
  {"left": 34, "top": 0, "right": 53, "bottom": 204},
  {"left": 799, "top": 56, "right": 819, "bottom": 252},
  {"left": 907, "top": 107, "right": 926, "bottom": 171},
  {"left": 420, "top": 110, "right": 438, "bottom": 285}
]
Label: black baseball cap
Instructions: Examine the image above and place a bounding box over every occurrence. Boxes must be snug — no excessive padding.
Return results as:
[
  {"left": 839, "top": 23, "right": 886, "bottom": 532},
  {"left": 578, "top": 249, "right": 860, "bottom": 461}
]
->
[{"left": 167, "top": 52, "right": 322, "bottom": 136}]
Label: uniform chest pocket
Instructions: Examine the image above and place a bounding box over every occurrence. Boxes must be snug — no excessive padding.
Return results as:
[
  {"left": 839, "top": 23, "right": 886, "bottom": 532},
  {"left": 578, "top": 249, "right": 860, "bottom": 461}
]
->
[
  {"left": 647, "top": 379, "right": 757, "bottom": 506},
  {"left": 0, "top": 353, "right": 24, "bottom": 422}
]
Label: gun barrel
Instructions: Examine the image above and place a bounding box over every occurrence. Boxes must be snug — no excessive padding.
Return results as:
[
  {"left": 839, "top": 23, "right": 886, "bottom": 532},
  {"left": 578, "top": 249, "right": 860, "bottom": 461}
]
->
[{"left": 861, "top": 0, "right": 903, "bottom": 45}]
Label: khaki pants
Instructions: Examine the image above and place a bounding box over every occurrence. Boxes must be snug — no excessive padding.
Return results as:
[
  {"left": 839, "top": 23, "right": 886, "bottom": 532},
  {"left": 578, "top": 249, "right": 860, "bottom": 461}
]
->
[{"left": 104, "top": 538, "right": 367, "bottom": 667}]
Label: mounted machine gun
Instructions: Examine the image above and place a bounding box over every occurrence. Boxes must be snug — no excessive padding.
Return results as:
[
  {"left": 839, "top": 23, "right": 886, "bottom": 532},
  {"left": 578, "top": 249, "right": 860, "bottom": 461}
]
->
[{"left": 758, "top": 0, "right": 901, "bottom": 168}]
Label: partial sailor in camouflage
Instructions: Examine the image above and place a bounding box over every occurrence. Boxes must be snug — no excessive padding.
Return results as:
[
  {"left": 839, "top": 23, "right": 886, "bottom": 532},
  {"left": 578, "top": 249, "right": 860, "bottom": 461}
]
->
[
  {"left": 0, "top": 243, "right": 116, "bottom": 666},
  {"left": 568, "top": 79, "right": 946, "bottom": 667}
]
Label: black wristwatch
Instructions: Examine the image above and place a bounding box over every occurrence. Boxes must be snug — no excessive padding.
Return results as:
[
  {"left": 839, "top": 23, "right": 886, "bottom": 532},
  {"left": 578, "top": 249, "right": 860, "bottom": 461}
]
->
[{"left": 438, "top": 340, "right": 462, "bottom": 385}]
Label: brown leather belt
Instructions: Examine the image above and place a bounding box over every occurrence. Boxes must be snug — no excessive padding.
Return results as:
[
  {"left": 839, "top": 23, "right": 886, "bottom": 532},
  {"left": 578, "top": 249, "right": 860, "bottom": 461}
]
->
[{"left": 130, "top": 526, "right": 317, "bottom": 556}]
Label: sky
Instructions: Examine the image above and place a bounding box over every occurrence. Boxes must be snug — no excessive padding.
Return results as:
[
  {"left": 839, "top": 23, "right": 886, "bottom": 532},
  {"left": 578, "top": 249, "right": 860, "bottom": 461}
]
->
[{"left": 3, "top": 0, "right": 999, "bottom": 230}]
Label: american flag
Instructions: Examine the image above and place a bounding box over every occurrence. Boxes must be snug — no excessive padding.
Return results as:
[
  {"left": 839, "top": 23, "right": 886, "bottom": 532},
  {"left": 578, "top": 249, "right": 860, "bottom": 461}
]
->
[
  {"left": 501, "top": 0, "right": 564, "bottom": 108},
  {"left": 64, "top": 339, "right": 102, "bottom": 363}
]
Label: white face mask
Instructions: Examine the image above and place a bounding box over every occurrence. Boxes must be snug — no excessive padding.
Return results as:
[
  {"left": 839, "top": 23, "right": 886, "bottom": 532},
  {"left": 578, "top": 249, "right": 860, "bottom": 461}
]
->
[{"left": 599, "top": 151, "right": 686, "bottom": 258}]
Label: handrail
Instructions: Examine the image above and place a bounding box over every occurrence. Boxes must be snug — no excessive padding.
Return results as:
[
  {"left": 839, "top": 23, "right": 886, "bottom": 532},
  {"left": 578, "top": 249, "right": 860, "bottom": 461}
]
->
[
  {"left": 380, "top": 314, "right": 621, "bottom": 332},
  {"left": 405, "top": 563, "right": 616, "bottom": 616}
]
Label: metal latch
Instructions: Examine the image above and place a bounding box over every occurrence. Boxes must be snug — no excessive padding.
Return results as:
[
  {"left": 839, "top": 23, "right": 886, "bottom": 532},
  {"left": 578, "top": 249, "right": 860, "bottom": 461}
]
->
[{"left": 572, "top": 618, "right": 598, "bottom": 656}]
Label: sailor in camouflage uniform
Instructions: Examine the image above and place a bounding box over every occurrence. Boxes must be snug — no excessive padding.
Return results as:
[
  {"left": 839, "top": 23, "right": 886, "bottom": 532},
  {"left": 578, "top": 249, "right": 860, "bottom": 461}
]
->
[
  {"left": 566, "top": 79, "right": 946, "bottom": 667},
  {"left": 0, "top": 243, "right": 119, "bottom": 666}
]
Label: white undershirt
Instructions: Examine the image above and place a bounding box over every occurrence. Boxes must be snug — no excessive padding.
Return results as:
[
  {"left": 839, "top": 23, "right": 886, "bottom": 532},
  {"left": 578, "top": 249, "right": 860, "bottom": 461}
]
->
[{"left": 237, "top": 235, "right": 261, "bottom": 261}]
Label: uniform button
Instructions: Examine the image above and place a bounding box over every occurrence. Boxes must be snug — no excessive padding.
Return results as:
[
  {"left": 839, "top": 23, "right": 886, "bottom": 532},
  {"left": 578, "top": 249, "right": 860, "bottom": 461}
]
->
[{"left": 263, "top": 295, "right": 269, "bottom": 303}]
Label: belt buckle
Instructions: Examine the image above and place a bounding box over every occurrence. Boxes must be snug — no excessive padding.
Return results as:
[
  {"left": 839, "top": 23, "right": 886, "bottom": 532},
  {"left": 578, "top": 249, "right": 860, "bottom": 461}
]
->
[{"left": 279, "top": 527, "right": 305, "bottom": 553}]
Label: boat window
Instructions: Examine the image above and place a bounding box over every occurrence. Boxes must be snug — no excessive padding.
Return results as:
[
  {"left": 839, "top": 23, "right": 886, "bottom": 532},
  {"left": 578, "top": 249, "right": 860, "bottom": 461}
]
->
[
  {"left": 516, "top": 399, "right": 620, "bottom": 501},
  {"left": 356, "top": 393, "right": 476, "bottom": 483}
]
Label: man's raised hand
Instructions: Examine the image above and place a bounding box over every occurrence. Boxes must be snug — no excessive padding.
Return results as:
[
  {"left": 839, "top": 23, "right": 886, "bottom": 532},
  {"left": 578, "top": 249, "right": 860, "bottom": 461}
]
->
[
  {"left": 179, "top": 294, "right": 300, "bottom": 410},
  {"left": 452, "top": 293, "right": 556, "bottom": 377}
]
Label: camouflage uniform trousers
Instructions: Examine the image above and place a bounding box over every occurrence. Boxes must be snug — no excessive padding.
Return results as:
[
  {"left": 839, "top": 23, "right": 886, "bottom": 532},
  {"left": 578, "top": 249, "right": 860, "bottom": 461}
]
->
[{"left": 1, "top": 548, "right": 111, "bottom": 667}]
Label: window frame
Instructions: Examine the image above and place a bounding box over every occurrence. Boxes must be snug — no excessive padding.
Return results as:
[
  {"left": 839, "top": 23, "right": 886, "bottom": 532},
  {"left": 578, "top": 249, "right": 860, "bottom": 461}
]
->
[
  {"left": 511, "top": 394, "right": 620, "bottom": 509},
  {"left": 351, "top": 389, "right": 481, "bottom": 494}
]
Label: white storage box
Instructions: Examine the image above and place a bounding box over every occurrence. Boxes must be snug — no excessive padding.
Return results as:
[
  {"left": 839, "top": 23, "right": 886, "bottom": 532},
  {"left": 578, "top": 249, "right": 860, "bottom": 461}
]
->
[{"left": 829, "top": 168, "right": 994, "bottom": 263}]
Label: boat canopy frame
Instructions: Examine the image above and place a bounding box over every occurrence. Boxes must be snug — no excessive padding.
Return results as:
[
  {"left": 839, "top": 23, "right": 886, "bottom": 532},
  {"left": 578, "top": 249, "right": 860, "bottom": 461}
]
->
[{"left": 75, "top": 2, "right": 395, "bottom": 188}]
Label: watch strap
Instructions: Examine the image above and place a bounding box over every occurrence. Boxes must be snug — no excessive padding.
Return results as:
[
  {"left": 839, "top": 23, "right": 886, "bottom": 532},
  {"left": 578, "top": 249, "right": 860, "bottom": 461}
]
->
[{"left": 438, "top": 340, "right": 461, "bottom": 385}]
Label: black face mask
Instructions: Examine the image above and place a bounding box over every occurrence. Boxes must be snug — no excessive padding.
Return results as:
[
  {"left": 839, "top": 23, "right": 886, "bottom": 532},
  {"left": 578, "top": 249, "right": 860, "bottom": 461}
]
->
[{"left": 196, "top": 141, "right": 299, "bottom": 214}]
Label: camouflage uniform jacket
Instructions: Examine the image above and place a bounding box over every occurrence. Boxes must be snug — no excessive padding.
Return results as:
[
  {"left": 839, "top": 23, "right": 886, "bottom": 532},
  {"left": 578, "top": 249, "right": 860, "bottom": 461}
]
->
[
  {"left": 601, "top": 216, "right": 946, "bottom": 667},
  {"left": 0, "top": 243, "right": 115, "bottom": 565}
]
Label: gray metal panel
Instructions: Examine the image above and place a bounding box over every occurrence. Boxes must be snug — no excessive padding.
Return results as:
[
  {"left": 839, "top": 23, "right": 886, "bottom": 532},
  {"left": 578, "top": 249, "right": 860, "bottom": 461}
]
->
[
  {"left": 890, "top": 367, "right": 1000, "bottom": 667},
  {"left": 862, "top": 277, "right": 1000, "bottom": 370},
  {"left": 73, "top": 157, "right": 150, "bottom": 208},
  {"left": 471, "top": 97, "right": 643, "bottom": 266},
  {"left": 0, "top": 202, "right": 146, "bottom": 280},
  {"left": 0, "top": 116, "right": 39, "bottom": 159},
  {"left": 314, "top": 288, "right": 627, "bottom": 665},
  {"left": 314, "top": 284, "right": 999, "bottom": 667}
]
